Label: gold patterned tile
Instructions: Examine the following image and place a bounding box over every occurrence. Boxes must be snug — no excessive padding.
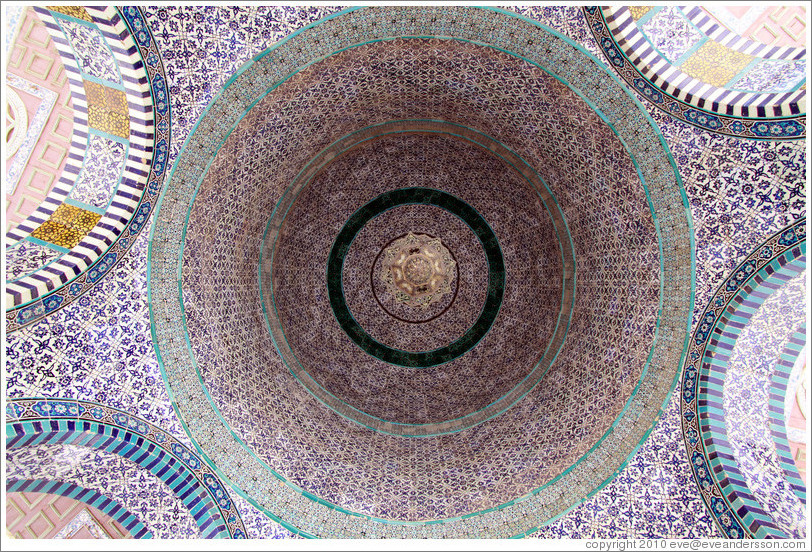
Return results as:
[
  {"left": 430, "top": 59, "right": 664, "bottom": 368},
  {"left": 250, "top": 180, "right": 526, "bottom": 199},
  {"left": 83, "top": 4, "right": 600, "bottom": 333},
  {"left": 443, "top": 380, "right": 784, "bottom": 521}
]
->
[
  {"left": 47, "top": 6, "right": 93, "bottom": 22},
  {"left": 83, "top": 80, "right": 129, "bottom": 138},
  {"left": 31, "top": 203, "right": 101, "bottom": 249},
  {"left": 629, "top": 6, "right": 653, "bottom": 21},
  {"left": 679, "top": 40, "right": 755, "bottom": 87}
]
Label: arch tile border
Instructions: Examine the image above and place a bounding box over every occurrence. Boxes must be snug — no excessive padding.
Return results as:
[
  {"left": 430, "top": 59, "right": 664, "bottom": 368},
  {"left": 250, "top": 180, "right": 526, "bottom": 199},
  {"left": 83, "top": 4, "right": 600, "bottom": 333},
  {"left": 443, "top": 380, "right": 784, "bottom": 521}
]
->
[
  {"left": 6, "top": 478, "right": 151, "bottom": 539},
  {"left": 5, "top": 398, "right": 247, "bottom": 539},
  {"left": 681, "top": 218, "right": 806, "bottom": 539},
  {"left": 149, "top": 6, "right": 693, "bottom": 537},
  {"left": 584, "top": 6, "right": 806, "bottom": 140},
  {"left": 768, "top": 325, "right": 808, "bottom": 506},
  {"left": 6, "top": 6, "right": 170, "bottom": 330}
]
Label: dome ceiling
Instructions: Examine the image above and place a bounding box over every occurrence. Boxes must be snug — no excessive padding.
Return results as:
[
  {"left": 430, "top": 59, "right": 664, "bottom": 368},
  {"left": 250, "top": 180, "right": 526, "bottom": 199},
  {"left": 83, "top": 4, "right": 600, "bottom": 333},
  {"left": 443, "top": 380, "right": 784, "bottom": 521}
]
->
[
  {"left": 5, "top": 4, "right": 807, "bottom": 542},
  {"left": 150, "top": 5, "right": 692, "bottom": 538}
]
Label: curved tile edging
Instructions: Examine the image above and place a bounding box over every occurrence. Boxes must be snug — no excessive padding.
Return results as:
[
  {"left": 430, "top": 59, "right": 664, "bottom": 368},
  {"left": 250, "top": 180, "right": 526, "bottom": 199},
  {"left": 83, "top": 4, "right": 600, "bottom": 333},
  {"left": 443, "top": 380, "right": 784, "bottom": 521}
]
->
[
  {"left": 149, "top": 6, "right": 694, "bottom": 537},
  {"left": 584, "top": 6, "right": 806, "bottom": 140},
  {"left": 5, "top": 398, "right": 247, "bottom": 539},
  {"left": 6, "top": 7, "right": 170, "bottom": 330},
  {"left": 681, "top": 218, "right": 806, "bottom": 539}
]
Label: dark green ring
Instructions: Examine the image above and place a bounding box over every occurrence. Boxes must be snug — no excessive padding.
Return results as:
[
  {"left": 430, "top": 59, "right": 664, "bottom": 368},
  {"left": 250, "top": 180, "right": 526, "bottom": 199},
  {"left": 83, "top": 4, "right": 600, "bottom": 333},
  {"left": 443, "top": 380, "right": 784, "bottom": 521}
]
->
[{"left": 327, "top": 187, "right": 505, "bottom": 368}]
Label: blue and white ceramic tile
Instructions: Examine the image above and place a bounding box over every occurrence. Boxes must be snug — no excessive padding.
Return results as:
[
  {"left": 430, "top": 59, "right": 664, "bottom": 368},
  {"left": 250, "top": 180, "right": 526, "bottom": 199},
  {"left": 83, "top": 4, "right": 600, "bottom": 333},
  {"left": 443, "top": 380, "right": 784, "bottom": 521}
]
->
[
  {"left": 4, "top": 5, "right": 807, "bottom": 539},
  {"left": 641, "top": 7, "right": 705, "bottom": 63},
  {"left": 533, "top": 388, "right": 722, "bottom": 539},
  {"left": 734, "top": 59, "right": 807, "bottom": 93},
  {"left": 649, "top": 107, "right": 806, "bottom": 327},
  {"left": 58, "top": 19, "right": 121, "bottom": 83},
  {"left": 68, "top": 135, "right": 127, "bottom": 209},
  {"left": 5, "top": 222, "right": 194, "bottom": 450},
  {"left": 230, "top": 494, "right": 301, "bottom": 539},
  {"left": 5, "top": 240, "right": 63, "bottom": 282},
  {"left": 141, "top": 5, "right": 344, "bottom": 165},
  {"left": 724, "top": 273, "right": 807, "bottom": 538}
]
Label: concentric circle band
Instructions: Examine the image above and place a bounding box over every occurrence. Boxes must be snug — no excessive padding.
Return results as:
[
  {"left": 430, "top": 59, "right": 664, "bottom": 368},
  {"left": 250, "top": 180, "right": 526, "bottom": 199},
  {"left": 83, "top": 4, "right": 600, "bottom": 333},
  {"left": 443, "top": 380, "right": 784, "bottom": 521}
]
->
[{"left": 327, "top": 187, "right": 505, "bottom": 368}]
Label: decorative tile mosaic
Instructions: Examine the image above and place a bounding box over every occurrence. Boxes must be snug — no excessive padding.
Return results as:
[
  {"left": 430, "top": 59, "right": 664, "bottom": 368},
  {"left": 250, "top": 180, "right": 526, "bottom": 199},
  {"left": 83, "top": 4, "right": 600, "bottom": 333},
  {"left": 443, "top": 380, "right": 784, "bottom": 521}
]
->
[
  {"left": 230, "top": 495, "right": 301, "bottom": 540},
  {"left": 150, "top": 6, "right": 691, "bottom": 537},
  {"left": 5, "top": 239, "right": 64, "bottom": 282},
  {"left": 680, "top": 40, "right": 755, "bottom": 88},
  {"left": 267, "top": 134, "right": 551, "bottom": 426},
  {"left": 6, "top": 444, "right": 199, "bottom": 539},
  {"left": 83, "top": 79, "right": 129, "bottom": 138},
  {"left": 651, "top": 109, "right": 806, "bottom": 326},
  {"left": 681, "top": 219, "right": 807, "bottom": 538},
  {"left": 532, "top": 388, "right": 722, "bottom": 539},
  {"left": 641, "top": 7, "right": 705, "bottom": 63},
  {"left": 724, "top": 273, "right": 807, "bottom": 537},
  {"left": 733, "top": 59, "right": 807, "bottom": 93},
  {"left": 30, "top": 203, "right": 102, "bottom": 249},
  {"left": 5, "top": 228, "right": 187, "bottom": 442},
  {"left": 58, "top": 19, "right": 121, "bottom": 83},
  {"left": 6, "top": 6, "right": 171, "bottom": 329},
  {"left": 140, "top": 5, "right": 344, "bottom": 166},
  {"left": 6, "top": 4, "right": 805, "bottom": 540},
  {"left": 6, "top": 398, "right": 248, "bottom": 538},
  {"left": 585, "top": 6, "right": 806, "bottom": 137},
  {"left": 68, "top": 134, "right": 127, "bottom": 209}
]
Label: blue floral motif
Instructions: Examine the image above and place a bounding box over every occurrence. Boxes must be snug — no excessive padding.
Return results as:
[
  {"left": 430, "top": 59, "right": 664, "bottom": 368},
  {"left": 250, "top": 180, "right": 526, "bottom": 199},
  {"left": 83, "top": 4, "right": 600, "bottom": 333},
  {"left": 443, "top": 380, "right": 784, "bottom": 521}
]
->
[
  {"left": 6, "top": 403, "right": 25, "bottom": 419},
  {"left": 16, "top": 302, "right": 45, "bottom": 324},
  {"left": 203, "top": 473, "right": 232, "bottom": 511},
  {"left": 728, "top": 121, "right": 744, "bottom": 133},
  {"left": 153, "top": 139, "right": 168, "bottom": 175},
  {"left": 152, "top": 75, "right": 169, "bottom": 116},
  {"left": 684, "top": 110, "right": 723, "bottom": 131},
  {"left": 69, "top": 282, "right": 83, "bottom": 296},
  {"left": 129, "top": 202, "right": 152, "bottom": 235},
  {"left": 752, "top": 120, "right": 804, "bottom": 138},
  {"left": 633, "top": 78, "right": 663, "bottom": 103},
  {"left": 778, "top": 227, "right": 798, "bottom": 246},
  {"left": 122, "top": 7, "right": 151, "bottom": 48},
  {"left": 31, "top": 400, "right": 85, "bottom": 418},
  {"left": 725, "top": 260, "right": 756, "bottom": 292},
  {"left": 600, "top": 37, "right": 624, "bottom": 68},
  {"left": 88, "top": 252, "right": 118, "bottom": 283},
  {"left": 694, "top": 311, "right": 716, "bottom": 345},
  {"left": 111, "top": 413, "right": 147, "bottom": 434},
  {"left": 709, "top": 497, "right": 744, "bottom": 539},
  {"left": 171, "top": 443, "right": 202, "bottom": 470},
  {"left": 89, "top": 407, "right": 105, "bottom": 420}
]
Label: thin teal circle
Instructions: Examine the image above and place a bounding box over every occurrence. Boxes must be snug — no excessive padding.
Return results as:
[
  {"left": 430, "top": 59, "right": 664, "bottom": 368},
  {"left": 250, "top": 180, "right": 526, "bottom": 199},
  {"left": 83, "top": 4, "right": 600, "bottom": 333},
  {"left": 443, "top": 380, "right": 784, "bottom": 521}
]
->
[{"left": 326, "top": 187, "right": 504, "bottom": 368}]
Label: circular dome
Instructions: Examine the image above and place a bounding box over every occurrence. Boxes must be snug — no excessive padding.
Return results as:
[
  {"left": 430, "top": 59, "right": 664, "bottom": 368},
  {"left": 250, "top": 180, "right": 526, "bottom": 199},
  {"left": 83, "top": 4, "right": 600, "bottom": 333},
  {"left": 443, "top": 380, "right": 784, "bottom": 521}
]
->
[
  {"left": 149, "top": 6, "right": 693, "bottom": 538},
  {"left": 264, "top": 128, "right": 568, "bottom": 432}
]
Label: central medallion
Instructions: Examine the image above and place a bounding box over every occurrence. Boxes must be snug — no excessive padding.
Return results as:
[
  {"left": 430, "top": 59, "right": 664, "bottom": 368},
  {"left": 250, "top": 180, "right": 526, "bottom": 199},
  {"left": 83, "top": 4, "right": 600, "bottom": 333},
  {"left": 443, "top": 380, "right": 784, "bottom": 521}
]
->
[{"left": 382, "top": 233, "right": 455, "bottom": 308}]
